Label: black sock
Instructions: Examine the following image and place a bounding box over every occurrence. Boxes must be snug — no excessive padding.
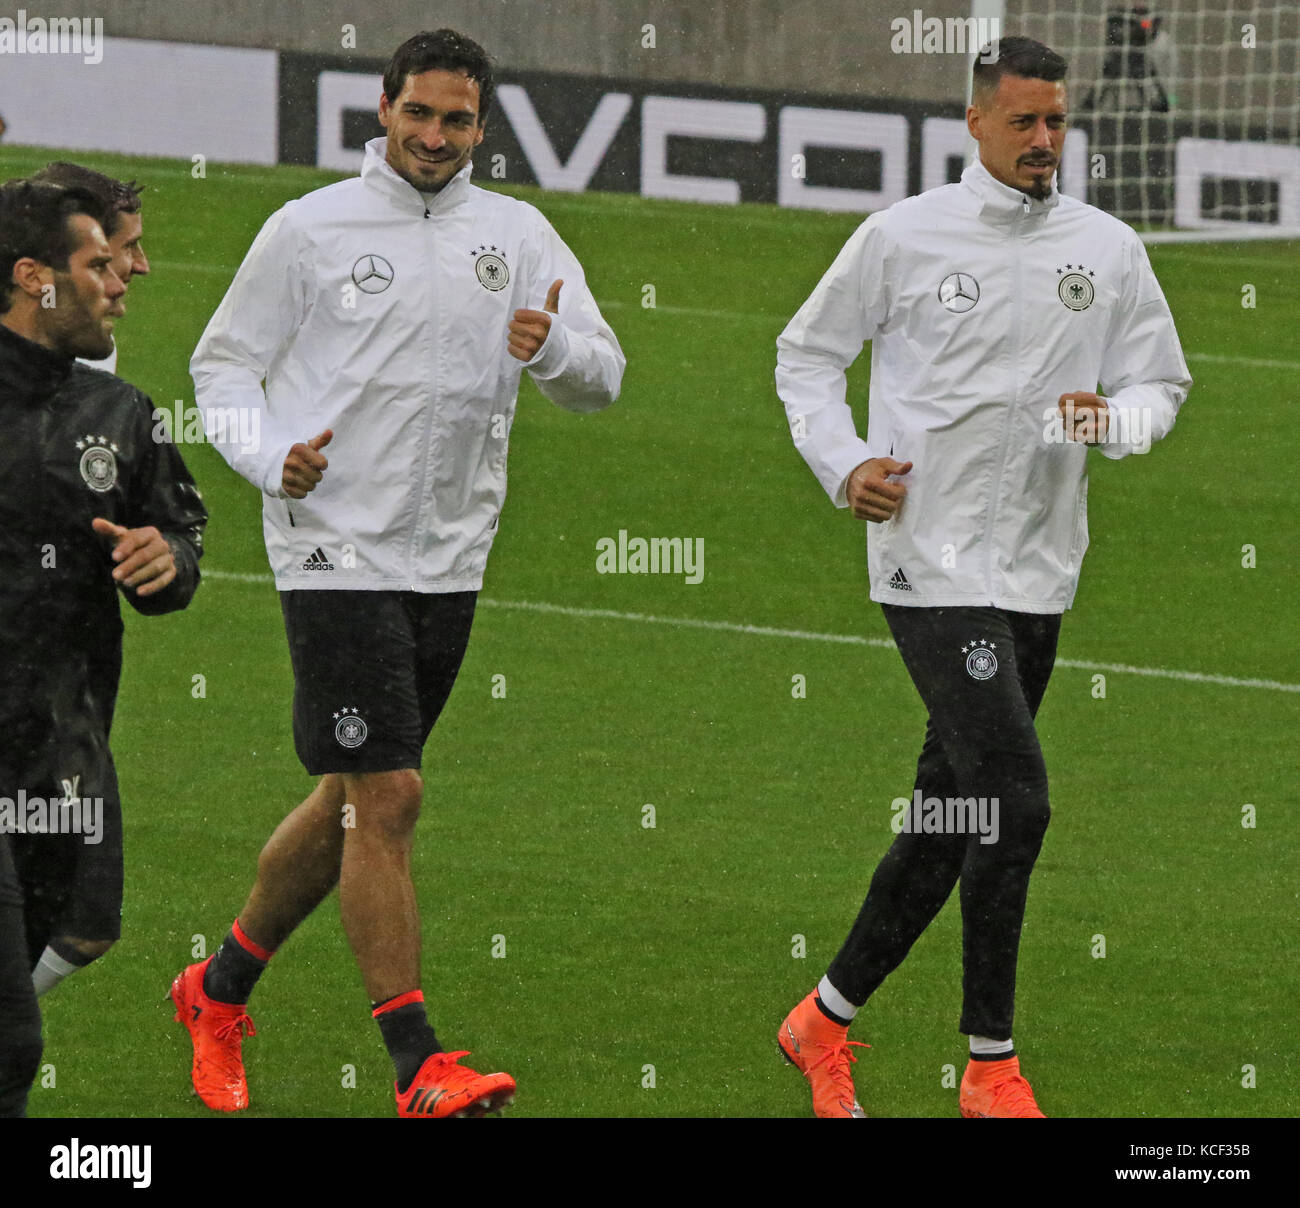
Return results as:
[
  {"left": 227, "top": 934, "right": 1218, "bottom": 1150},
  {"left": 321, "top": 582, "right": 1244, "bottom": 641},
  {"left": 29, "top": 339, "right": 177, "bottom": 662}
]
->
[
  {"left": 202, "top": 927, "right": 269, "bottom": 1005},
  {"left": 814, "top": 993, "right": 853, "bottom": 1027},
  {"left": 374, "top": 997, "right": 442, "bottom": 1092}
]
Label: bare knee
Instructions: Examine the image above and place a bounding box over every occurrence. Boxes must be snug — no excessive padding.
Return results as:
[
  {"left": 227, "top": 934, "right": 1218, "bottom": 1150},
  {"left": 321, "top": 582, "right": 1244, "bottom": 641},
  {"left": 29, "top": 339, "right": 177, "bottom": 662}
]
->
[
  {"left": 54, "top": 936, "right": 115, "bottom": 962},
  {"left": 344, "top": 769, "right": 423, "bottom": 841},
  {"left": 317, "top": 773, "right": 348, "bottom": 812}
]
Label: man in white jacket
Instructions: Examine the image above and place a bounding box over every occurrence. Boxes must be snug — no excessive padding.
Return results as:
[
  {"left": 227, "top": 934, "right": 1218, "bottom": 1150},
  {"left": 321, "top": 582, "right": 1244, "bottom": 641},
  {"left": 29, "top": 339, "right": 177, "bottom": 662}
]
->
[
  {"left": 775, "top": 36, "right": 1190, "bottom": 1118},
  {"left": 173, "top": 28, "right": 624, "bottom": 1119}
]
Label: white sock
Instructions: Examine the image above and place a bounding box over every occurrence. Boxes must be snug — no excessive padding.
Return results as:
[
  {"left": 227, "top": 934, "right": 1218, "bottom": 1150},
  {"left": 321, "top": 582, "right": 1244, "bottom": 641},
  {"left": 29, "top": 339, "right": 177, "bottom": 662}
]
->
[
  {"left": 816, "top": 975, "right": 859, "bottom": 1022},
  {"left": 969, "top": 1035, "right": 1015, "bottom": 1057},
  {"left": 32, "top": 946, "right": 81, "bottom": 998}
]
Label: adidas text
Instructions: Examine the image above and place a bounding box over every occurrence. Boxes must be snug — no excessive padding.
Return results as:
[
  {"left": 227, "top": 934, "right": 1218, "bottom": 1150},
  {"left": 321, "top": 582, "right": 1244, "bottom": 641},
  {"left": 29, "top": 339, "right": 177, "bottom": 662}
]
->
[{"left": 302, "top": 547, "right": 335, "bottom": 571}]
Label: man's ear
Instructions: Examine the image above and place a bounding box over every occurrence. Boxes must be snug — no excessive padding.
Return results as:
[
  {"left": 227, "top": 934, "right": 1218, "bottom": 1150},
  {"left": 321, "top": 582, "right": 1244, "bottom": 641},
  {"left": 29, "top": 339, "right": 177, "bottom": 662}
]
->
[
  {"left": 10, "top": 257, "right": 51, "bottom": 302},
  {"left": 378, "top": 91, "right": 391, "bottom": 129}
]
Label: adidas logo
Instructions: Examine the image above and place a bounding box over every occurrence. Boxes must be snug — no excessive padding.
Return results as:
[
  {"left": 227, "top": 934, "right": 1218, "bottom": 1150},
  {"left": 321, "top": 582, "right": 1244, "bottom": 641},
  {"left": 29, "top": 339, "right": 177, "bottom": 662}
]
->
[
  {"left": 302, "top": 546, "right": 335, "bottom": 572},
  {"left": 406, "top": 1087, "right": 448, "bottom": 1116},
  {"left": 887, "top": 567, "right": 912, "bottom": 591}
]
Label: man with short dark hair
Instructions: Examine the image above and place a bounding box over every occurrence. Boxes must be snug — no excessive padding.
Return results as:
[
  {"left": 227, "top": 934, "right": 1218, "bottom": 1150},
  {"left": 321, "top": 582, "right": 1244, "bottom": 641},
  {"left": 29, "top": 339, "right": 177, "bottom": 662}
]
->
[
  {"left": 176, "top": 28, "right": 623, "bottom": 1118},
  {"left": 775, "top": 36, "right": 1190, "bottom": 1118},
  {"left": 30, "top": 162, "right": 150, "bottom": 375},
  {"left": 15, "top": 164, "right": 154, "bottom": 1001},
  {"left": 0, "top": 180, "right": 205, "bottom": 1116}
]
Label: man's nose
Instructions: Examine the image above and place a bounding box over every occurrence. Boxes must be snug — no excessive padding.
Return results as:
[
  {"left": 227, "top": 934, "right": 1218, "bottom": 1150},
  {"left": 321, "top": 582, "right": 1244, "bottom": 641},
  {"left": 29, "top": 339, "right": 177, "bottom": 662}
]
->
[
  {"left": 106, "top": 268, "right": 127, "bottom": 298},
  {"left": 419, "top": 120, "right": 446, "bottom": 150},
  {"left": 133, "top": 248, "right": 150, "bottom": 276}
]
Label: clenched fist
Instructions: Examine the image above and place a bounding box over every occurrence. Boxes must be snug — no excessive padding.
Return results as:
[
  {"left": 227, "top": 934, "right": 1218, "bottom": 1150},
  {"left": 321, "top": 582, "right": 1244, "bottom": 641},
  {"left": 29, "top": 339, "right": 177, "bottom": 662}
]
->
[
  {"left": 1058, "top": 392, "right": 1109, "bottom": 444},
  {"left": 846, "top": 457, "right": 914, "bottom": 523}
]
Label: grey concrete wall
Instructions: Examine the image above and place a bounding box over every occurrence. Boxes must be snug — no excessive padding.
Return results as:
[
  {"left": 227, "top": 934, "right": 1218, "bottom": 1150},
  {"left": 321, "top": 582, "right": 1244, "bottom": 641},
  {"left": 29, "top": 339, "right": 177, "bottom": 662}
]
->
[
  {"left": 91, "top": 0, "right": 973, "bottom": 103},
  {"left": 82, "top": 0, "right": 1300, "bottom": 119}
]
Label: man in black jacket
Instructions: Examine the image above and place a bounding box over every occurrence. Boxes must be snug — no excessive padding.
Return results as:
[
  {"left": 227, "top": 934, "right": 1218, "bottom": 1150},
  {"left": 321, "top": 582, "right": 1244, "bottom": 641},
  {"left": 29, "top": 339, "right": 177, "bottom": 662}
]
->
[
  {"left": 0, "top": 180, "right": 206, "bottom": 1116},
  {"left": 20, "top": 163, "right": 155, "bottom": 998}
]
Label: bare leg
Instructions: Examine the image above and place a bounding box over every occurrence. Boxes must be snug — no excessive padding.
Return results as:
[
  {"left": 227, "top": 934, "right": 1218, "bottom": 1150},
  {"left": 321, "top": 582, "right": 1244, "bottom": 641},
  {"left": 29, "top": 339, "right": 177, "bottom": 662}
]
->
[
  {"left": 337, "top": 769, "right": 423, "bottom": 1003},
  {"left": 238, "top": 774, "right": 348, "bottom": 951}
]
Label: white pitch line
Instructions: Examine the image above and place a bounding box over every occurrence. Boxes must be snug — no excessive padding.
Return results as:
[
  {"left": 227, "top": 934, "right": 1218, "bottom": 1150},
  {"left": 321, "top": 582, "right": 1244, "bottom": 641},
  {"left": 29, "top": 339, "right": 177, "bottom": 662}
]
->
[
  {"left": 199, "top": 569, "right": 1299, "bottom": 694},
  {"left": 598, "top": 298, "right": 776, "bottom": 324},
  {"left": 202, "top": 569, "right": 274, "bottom": 584},
  {"left": 1185, "top": 352, "right": 1300, "bottom": 371}
]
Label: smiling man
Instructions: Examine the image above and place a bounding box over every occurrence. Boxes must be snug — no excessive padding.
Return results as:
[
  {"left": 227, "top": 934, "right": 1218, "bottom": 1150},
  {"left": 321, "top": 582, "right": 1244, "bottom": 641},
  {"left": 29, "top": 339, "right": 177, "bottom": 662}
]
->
[
  {"left": 179, "top": 28, "right": 623, "bottom": 1119},
  {"left": 774, "top": 36, "right": 1191, "bottom": 1118}
]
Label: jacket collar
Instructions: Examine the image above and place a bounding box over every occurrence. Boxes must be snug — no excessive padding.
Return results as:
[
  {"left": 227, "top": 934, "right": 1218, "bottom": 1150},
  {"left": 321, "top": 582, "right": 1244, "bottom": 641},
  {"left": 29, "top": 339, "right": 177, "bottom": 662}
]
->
[
  {"left": 961, "top": 156, "right": 1060, "bottom": 227},
  {"left": 361, "top": 137, "right": 473, "bottom": 216},
  {"left": 0, "top": 320, "right": 74, "bottom": 398}
]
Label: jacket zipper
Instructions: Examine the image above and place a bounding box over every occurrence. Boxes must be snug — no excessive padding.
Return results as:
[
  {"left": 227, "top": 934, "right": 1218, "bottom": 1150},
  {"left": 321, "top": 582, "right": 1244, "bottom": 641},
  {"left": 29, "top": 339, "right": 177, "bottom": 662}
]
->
[
  {"left": 982, "top": 196, "right": 1031, "bottom": 600},
  {"left": 407, "top": 203, "right": 439, "bottom": 582}
]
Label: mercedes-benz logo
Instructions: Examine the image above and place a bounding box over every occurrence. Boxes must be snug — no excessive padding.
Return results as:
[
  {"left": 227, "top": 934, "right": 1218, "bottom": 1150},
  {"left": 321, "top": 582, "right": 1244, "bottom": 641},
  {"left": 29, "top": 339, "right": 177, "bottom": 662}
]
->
[
  {"left": 351, "top": 254, "right": 395, "bottom": 294},
  {"left": 938, "top": 272, "right": 980, "bottom": 313}
]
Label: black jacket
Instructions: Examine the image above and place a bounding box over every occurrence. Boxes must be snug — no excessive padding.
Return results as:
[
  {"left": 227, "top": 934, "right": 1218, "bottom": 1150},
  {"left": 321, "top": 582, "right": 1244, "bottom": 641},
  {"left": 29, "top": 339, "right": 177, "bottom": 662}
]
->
[{"left": 0, "top": 322, "right": 206, "bottom": 790}]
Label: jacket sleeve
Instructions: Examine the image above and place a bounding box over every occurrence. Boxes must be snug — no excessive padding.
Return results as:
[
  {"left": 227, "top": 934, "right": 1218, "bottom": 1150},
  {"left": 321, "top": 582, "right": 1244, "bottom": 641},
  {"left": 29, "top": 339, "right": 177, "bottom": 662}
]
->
[
  {"left": 1096, "top": 233, "right": 1192, "bottom": 459},
  {"left": 190, "top": 205, "right": 307, "bottom": 496},
  {"left": 775, "top": 216, "right": 890, "bottom": 506},
  {"left": 122, "top": 391, "right": 208, "bottom": 616},
  {"left": 522, "top": 213, "right": 625, "bottom": 413}
]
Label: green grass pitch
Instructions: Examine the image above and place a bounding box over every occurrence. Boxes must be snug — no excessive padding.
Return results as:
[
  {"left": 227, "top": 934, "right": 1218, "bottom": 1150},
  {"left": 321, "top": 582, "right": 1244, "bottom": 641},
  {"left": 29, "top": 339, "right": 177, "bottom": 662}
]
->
[{"left": 4, "top": 144, "right": 1296, "bottom": 1118}]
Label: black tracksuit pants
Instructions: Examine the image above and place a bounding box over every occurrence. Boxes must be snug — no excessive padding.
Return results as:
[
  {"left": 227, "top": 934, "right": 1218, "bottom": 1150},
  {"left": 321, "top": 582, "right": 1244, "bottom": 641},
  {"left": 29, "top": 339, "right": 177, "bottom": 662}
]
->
[
  {"left": 0, "top": 833, "right": 42, "bottom": 1117},
  {"left": 826, "top": 604, "right": 1061, "bottom": 1040}
]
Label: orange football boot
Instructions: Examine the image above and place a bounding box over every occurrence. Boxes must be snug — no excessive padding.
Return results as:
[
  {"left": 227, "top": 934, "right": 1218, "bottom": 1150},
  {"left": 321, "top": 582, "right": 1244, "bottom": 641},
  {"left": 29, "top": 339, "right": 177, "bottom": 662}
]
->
[
  {"left": 959, "top": 1055, "right": 1045, "bottom": 1117},
  {"left": 170, "top": 957, "right": 257, "bottom": 1112},
  {"left": 396, "top": 1051, "right": 516, "bottom": 1118},
  {"left": 778, "top": 992, "right": 869, "bottom": 1118}
]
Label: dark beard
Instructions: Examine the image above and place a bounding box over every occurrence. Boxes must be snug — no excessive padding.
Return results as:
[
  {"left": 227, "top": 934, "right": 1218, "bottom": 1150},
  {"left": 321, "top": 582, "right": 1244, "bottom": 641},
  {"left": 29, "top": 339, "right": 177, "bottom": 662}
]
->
[{"left": 1024, "top": 174, "right": 1054, "bottom": 200}]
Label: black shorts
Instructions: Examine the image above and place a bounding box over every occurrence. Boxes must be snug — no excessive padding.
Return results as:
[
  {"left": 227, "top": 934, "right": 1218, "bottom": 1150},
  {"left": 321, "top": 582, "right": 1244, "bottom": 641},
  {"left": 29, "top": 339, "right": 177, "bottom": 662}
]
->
[
  {"left": 280, "top": 590, "right": 477, "bottom": 776},
  {"left": 8, "top": 757, "right": 124, "bottom": 961}
]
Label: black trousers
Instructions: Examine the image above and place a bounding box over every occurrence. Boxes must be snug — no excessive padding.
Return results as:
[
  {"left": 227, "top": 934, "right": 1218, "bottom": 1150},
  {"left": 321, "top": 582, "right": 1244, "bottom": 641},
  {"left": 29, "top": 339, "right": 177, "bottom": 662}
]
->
[
  {"left": 825, "top": 604, "right": 1061, "bottom": 1040},
  {"left": 0, "top": 833, "right": 42, "bottom": 1117}
]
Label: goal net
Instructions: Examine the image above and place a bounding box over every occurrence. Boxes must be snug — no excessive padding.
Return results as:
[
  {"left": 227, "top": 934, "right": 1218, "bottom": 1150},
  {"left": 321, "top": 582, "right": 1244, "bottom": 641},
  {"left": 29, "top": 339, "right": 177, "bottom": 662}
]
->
[{"left": 997, "top": 1, "right": 1300, "bottom": 240}]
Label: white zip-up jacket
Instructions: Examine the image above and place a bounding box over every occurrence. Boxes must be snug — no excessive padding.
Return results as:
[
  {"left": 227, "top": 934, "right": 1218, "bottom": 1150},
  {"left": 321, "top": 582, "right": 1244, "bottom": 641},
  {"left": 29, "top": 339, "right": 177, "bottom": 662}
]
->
[
  {"left": 776, "top": 158, "right": 1191, "bottom": 614},
  {"left": 192, "top": 138, "right": 624, "bottom": 592}
]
